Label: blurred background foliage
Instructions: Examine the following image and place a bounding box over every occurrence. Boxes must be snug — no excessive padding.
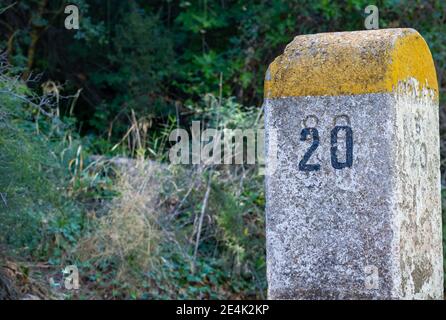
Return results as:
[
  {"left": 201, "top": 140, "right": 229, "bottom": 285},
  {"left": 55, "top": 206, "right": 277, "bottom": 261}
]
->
[{"left": 0, "top": 0, "right": 446, "bottom": 299}]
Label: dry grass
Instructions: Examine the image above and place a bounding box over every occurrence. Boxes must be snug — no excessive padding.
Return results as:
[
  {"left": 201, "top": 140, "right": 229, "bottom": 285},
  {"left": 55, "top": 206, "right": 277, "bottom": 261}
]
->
[{"left": 75, "top": 160, "right": 164, "bottom": 280}]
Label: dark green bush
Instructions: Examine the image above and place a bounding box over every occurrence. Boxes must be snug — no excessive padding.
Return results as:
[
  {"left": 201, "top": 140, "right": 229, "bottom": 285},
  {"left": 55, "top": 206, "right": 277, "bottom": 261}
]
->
[{"left": 0, "top": 61, "right": 83, "bottom": 259}]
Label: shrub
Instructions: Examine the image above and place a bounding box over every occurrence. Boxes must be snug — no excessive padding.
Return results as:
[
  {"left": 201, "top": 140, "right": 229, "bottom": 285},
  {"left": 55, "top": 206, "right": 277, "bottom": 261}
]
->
[{"left": 0, "top": 56, "right": 83, "bottom": 259}]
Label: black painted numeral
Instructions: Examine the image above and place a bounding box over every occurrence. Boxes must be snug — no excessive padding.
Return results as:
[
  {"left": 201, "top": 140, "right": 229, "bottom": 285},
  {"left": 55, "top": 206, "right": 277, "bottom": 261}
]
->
[
  {"left": 299, "top": 128, "right": 321, "bottom": 172},
  {"left": 330, "top": 126, "right": 353, "bottom": 169},
  {"left": 298, "top": 125, "right": 353, "bottom": 171}
]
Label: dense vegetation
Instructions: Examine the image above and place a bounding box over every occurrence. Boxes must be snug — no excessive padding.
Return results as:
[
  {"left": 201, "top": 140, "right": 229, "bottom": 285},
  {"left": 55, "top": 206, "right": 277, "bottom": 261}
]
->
[{"left": 0, "top": 0, "right": 445, "bottom": 299}]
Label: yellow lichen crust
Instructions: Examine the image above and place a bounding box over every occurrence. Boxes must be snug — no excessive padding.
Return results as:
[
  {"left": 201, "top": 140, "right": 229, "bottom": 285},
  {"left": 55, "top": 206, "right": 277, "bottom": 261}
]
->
[{"left": 264, "top": 29, "right": 438, "bottom": 98}]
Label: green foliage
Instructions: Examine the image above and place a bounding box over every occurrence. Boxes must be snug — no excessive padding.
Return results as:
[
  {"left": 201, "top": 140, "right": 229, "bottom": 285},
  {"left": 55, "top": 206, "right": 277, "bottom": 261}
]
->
[
  {"left": 0, "top": 62, "right": 83, "bottom": 259},
  {"left": 88, "top": 7, "right": 174, "bottom": 136}
]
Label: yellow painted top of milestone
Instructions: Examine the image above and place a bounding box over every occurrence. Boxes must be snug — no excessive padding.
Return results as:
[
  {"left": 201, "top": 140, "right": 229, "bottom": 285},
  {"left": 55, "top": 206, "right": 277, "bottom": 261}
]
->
[{"left": 264, "top": 28, "right": 438, "bottom": 98}]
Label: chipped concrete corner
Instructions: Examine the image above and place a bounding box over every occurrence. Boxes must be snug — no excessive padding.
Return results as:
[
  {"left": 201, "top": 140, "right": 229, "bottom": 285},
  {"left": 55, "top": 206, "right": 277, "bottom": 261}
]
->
[{"left": 264, "top": 29, "right": 443, "bottom": 300}]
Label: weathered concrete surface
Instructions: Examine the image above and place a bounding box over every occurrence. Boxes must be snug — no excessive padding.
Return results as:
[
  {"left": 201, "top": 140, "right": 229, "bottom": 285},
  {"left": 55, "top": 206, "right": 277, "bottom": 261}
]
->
[
  {"left": 264, "top": 29, "right": 443, "bottom": 300},
  {"left": 392, "top": 80, "right": 443, "bottom": 299}
]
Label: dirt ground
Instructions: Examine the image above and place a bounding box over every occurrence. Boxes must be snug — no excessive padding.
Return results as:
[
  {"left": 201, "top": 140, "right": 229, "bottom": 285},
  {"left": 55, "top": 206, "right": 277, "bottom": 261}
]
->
[{"left": 0, "top": 249, "right": 56, "bottom": 300}]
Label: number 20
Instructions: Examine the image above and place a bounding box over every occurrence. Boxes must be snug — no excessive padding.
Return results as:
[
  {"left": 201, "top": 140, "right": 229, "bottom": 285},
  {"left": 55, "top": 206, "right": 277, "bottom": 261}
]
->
[{"left": 298, "top": 126, "right": 353, "bottom": 171}]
